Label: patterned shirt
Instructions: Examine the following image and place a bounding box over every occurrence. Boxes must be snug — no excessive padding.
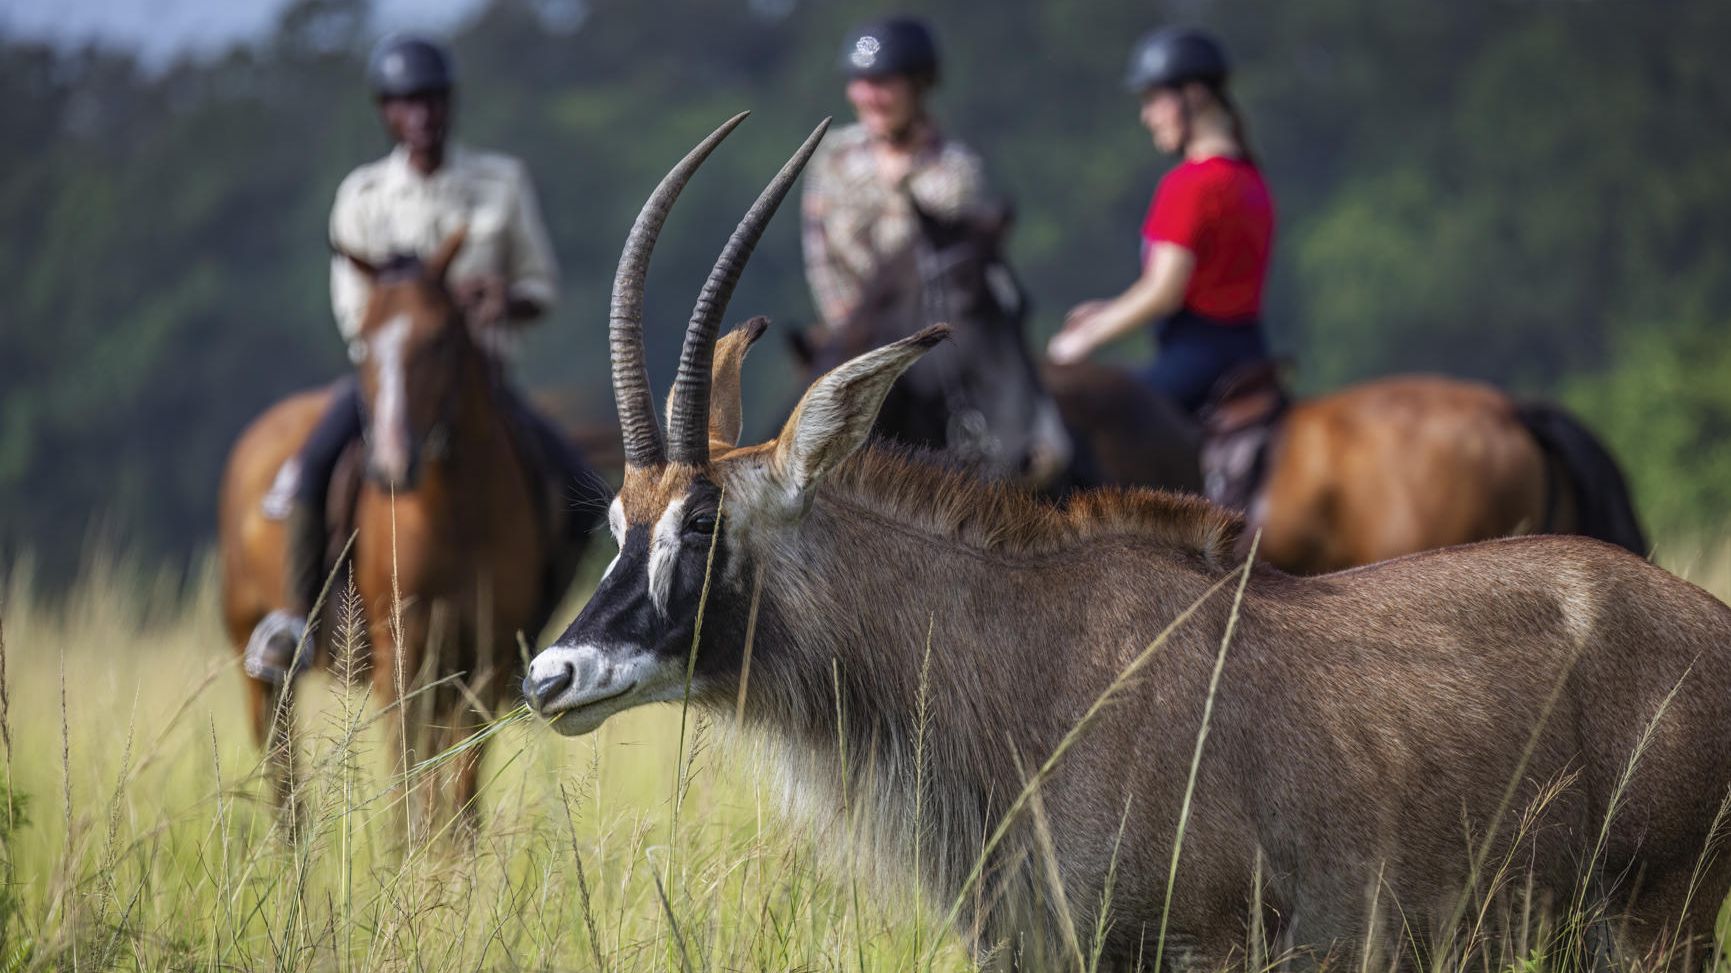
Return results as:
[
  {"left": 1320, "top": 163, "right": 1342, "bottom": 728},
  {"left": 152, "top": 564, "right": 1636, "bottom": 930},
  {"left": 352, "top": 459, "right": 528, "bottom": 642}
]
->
[
  {"left": 329, "top": 144, "right": 558, "bottom": 355},
  {"left": 801, "top": 122, "right": 995, "bottom": 332}
]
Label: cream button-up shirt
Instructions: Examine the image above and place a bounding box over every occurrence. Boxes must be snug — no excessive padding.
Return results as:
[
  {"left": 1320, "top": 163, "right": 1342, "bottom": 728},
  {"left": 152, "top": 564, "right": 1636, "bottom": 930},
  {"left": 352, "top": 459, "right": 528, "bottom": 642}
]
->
[{"left": 329, "top": 144, "right": 558, "bottom": 357}]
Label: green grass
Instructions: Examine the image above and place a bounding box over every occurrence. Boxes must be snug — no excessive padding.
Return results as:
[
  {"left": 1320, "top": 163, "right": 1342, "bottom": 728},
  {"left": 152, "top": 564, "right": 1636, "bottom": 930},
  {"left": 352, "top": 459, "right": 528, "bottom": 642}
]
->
[
  {"left": 0, "top": 549, "right": 972, "bottom": 971},
  {"left": 0, "top": 536, "right": 1727, "bottom": 970}
]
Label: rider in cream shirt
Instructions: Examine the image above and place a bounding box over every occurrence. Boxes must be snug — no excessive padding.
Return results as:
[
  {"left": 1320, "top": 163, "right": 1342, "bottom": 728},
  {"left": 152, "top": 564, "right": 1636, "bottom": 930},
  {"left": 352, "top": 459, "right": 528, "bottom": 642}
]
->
[
  {"left": 245, "top": 34, "right": 596, "bottom": 683},
  {"left": 329, "top": 141, "right": 557, "bottom": 358}
]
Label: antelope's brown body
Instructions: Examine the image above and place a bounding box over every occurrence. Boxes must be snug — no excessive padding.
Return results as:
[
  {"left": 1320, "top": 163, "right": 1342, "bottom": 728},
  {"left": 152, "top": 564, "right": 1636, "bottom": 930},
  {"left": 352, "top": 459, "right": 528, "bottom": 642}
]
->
[
  {"left": 704, "top": 453, "right": 1731, "bottom": 968},
  {"left": 525, "top": 115, "right": 1731, "bottom": 968}
]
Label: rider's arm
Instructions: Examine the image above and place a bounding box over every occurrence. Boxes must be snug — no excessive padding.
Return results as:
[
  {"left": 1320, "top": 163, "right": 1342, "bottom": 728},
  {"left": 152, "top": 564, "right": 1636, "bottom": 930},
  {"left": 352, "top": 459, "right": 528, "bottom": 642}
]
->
[
  {"left": 329, "top": 171, "right": 373, "bottom": 346},
  {"left": 1087, "top": 243, "right": 1195, "bottom": 342},
  {"left": 908, "top": 142, "right": 991, "bottom": 223},
  {"left": 1050, "top": 243, "right": 1195, "bottom": 362},
  {"left": 501, "top": 159, "right": 558, "bottom": 323},
  {"left": 801, "top": 154, "right": 859, "bottom": 333}
]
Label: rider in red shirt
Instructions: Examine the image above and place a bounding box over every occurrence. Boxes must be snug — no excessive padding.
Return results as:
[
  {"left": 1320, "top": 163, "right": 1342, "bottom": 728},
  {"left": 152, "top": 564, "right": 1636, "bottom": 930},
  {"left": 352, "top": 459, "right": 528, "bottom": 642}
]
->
[{"left": 1048, "top": 28, "right": 1273, "bottom": 416}]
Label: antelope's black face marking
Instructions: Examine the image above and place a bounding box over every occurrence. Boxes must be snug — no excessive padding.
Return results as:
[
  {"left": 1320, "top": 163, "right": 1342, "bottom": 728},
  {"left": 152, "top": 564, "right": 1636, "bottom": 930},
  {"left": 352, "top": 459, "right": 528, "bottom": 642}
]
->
[{"left": 524, "top": 479, "right": 732, "bottom": 735}]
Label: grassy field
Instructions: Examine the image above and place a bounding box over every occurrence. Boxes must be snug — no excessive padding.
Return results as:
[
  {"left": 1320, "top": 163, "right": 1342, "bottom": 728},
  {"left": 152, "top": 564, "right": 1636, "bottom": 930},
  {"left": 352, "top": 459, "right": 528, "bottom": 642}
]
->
[{"left": 0, "top": 538, "right": 1729, "bottom": 971}]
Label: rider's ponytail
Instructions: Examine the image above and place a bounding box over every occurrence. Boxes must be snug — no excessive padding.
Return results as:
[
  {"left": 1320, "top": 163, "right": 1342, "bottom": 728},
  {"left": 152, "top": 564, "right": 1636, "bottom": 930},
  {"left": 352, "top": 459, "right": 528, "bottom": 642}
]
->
[{"left": 1212, "top": 85, "right": 1259, "bottom": 168}]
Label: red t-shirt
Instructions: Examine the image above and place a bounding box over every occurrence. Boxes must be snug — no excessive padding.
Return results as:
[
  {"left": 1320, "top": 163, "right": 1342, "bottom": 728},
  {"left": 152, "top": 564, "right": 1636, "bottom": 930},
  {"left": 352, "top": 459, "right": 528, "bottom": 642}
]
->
[{"left": 1140, "top": 157, "right": 1274, "bottom": 324}]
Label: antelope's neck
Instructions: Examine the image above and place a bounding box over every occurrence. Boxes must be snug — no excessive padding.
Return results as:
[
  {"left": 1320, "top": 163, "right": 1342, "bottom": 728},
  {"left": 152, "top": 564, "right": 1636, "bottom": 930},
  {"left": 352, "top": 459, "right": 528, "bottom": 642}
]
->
[{"left": 736, "top": 498, "right": 1062, "bottom": 906}]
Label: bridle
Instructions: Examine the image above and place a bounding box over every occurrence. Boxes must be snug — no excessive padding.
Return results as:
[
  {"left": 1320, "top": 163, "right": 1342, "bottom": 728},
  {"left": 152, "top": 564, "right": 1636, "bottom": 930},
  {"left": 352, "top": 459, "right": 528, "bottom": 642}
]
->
[
  {"left": 913, "top": 227, "right": 996, "bottom": 462},
  {"left": 355, "top": 287, "right": 469, "bottom": 486}
]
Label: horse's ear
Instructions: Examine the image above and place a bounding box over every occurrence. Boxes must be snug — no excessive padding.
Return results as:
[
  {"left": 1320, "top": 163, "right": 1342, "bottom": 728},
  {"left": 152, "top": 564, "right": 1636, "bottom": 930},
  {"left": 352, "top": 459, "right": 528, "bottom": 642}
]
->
[
  {"left": 668, "top": 316, "right": 769, "bottom": 455},
  {"left": 426, "top": 226, "right": 468, "bottom": 285},
  {"left": 768, "top": 324, "right": 948, "bottom": 508}
]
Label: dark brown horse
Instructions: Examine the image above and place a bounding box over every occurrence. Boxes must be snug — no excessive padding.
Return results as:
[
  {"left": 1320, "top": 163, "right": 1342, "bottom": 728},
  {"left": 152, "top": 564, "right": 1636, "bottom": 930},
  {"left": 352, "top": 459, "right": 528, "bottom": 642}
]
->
[
  {"left": 792, "top": 198, "right": 1200, "bottom": 494},
  {"left": 219, "top": 231, "right": 588, "bottom": 828},
  {"left": 1202, "top": 365, "right": 1647, "bottom": 574}
]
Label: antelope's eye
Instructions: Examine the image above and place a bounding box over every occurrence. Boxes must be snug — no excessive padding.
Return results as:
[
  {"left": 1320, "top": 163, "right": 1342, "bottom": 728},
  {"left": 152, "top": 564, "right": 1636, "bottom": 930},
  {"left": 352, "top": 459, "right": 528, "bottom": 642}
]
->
[{"left": 687, "top": 512, "right": 718, "bottom": 536}]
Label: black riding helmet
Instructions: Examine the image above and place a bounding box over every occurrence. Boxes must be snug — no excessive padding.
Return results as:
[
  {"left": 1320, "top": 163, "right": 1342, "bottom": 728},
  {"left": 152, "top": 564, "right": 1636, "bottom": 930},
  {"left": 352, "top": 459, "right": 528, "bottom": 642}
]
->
[
  {"left": 368, "top": 34, "right": 455, "bottom": 98},
  {"left": 1124, "top": 27, "right": 1229, "bottom": 93},
  {"left": 840, "top": 16, "right": 940, "bottom": 85}
]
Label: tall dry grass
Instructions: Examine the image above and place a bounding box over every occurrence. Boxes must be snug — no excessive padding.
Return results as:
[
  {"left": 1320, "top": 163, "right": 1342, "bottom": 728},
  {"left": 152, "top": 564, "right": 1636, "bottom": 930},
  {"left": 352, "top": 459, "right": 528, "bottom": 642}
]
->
[
  {"left": 0, "top": 548, "right": 969, "bottom": 970},
  {"left": 0, "top": 534, "right": 1726, "bottom": 970}
]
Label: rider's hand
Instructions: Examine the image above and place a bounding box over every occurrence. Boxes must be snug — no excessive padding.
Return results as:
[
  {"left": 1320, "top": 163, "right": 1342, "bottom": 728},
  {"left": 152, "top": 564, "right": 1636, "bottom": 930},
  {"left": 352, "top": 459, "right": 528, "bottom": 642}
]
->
[
  {"left": 1062, "top": 300, "right": 1109, "bottom": 329},
  {"left": 455, "top": 274, "right": 509, "bottom": 328},
  {"left": 874, "top": 147, "right": 916, "bottom": 189},
  {"left": 1047, "top": 329, "right": 1093, "bottom": 365},
  {"left": 1047, "top": 300, "right": 1107, "bottom": 364}
]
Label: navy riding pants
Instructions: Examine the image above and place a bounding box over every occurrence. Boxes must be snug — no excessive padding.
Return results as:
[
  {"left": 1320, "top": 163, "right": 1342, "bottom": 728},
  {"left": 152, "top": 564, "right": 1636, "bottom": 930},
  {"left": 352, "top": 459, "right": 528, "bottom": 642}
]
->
[{"left": 1138, "top": 311, "right": 1269, "bottom": 416}]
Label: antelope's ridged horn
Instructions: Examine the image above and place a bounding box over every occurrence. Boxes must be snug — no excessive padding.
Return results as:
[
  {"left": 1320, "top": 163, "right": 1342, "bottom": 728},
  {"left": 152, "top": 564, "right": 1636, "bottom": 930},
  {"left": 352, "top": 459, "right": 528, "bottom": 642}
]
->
[
  {"left": 666, "top": 118, "right": 832, "bottom": 465},
  {"left": 611, "top": 111, "right": 750, "bottom": 468}
]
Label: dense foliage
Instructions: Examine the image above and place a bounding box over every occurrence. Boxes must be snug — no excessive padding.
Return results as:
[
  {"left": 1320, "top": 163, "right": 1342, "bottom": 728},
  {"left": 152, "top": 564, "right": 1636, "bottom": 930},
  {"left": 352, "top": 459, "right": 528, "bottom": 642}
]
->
[{"left": 5, "top": 0, "right": 1731, "bottom": 581}]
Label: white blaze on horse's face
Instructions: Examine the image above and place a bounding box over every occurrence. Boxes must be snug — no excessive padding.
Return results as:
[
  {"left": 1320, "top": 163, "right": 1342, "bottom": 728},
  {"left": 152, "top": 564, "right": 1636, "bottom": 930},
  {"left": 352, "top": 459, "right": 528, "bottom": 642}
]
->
[{"left": 368, "top": 313, "right": 413, "bottom": 485}]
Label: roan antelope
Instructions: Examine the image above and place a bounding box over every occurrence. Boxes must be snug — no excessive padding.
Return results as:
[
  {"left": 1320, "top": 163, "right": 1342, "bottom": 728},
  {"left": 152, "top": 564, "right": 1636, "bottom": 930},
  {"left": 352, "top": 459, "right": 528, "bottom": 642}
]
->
[{"left": 525, "top": 116, "right": 1731, "bottom": 969}]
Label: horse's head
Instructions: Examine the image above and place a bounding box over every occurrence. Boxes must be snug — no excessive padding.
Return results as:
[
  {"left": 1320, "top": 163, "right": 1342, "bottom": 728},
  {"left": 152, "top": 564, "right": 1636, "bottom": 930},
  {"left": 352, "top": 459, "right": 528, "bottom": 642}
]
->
[
  {"left": 340, "top": 229, "right": 471, "bottom": 490},
  {"left": 828, "top": 196, "right": 1070, "bottom": 485}
]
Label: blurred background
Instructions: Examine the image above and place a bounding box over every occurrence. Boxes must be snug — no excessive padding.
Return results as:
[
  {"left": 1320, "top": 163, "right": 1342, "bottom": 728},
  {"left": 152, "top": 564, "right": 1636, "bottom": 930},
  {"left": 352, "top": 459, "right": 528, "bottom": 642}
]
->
[{"left": 3, "top": 0, "right": 1729, "bottom": 587}]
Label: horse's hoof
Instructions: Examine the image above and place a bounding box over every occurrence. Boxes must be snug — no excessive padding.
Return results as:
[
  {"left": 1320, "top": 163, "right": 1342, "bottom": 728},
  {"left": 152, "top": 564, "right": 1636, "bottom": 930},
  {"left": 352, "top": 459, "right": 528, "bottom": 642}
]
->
[{"left": 244, "top": 610, "right": 310, "bottom": 684}]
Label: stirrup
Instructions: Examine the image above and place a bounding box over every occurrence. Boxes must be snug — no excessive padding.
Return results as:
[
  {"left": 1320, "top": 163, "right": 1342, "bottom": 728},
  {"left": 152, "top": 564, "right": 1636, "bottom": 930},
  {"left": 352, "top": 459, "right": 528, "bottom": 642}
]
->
[{"left": 243, "top": 610, "right": 312, "bottom": 684}]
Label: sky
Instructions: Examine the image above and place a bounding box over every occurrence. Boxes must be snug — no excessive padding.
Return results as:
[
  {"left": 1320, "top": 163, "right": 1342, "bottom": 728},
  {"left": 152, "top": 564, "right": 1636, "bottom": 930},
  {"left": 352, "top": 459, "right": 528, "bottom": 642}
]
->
[{"left": 0, "top": 0, "right": 485, "bottom": 63}]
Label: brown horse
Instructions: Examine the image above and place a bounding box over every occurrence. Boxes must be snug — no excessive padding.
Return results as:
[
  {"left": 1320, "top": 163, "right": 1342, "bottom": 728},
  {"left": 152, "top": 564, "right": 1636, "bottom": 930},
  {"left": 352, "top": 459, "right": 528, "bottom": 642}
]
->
[
  {"left": 1203, "top": 367, "right": 1647, "bottom": 574},
  {"left": 219, "top": 231, "right": 582, "bottom": 829},
  {"left": 1042, "top": 359, "right": 1202, "bottom": 492}
]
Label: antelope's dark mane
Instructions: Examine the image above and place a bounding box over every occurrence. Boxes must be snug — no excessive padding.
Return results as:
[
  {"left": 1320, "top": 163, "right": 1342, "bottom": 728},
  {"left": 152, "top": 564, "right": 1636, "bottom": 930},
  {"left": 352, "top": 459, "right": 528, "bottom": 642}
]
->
[{"left": 820, "top": 445, "right": 1245, "bottom": 570}]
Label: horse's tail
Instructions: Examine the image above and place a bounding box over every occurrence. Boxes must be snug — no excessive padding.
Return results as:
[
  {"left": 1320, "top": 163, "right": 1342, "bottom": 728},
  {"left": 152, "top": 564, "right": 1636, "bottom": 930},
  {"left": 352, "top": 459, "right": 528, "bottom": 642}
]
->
[{"left": 1514, "top": 401, "right": 1649, "bottom": 557}]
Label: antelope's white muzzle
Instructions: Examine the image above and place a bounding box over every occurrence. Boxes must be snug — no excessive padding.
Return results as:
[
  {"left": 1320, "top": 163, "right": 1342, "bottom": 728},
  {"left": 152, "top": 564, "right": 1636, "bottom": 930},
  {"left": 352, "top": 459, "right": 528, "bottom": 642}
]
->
[{"left": 523, "top": 644, "right": 673, "bottom": 736}]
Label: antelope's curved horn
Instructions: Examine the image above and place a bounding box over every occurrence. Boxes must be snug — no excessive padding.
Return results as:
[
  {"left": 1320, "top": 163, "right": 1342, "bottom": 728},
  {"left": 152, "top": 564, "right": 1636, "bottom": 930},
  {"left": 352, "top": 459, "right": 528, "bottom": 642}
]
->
[
  {"left": 666, "top": 118, "right": 831, "bottom": 465},
  {"left": 611, "top": 111, "right": 750, "bottom": 468}
]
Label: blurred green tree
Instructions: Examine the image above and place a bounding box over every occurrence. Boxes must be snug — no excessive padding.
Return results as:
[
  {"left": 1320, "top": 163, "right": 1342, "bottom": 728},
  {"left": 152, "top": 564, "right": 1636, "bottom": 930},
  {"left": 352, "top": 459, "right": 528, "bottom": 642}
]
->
[{"left": 4, "top": 0, "right": 1731, "bottom": 583}]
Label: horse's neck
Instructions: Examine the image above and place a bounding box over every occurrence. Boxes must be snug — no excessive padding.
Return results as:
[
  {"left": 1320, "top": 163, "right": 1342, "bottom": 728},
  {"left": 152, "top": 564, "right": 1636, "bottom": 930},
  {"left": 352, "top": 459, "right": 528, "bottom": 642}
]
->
[
  {"left": 446, "top": 354, "right": 534, "bottom": 499},
  {"left": 367, "top": 352, "right": 533, "bottom": 511}
]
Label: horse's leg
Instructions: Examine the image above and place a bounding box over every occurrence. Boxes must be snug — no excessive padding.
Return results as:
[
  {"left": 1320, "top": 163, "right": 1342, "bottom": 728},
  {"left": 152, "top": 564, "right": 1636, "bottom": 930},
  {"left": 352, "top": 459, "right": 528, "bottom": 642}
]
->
[
  {"left": 248, "top": 677, "right": 304, "bottom": 836},
  {"left": 440, "top": 652, "right": 505, "bottom": 841},
  {"left": 370, "top": 604, "right": 435, "bottom": 848},
  {"left": 440, "top": 690, "right": 486, "bottom": 844}
]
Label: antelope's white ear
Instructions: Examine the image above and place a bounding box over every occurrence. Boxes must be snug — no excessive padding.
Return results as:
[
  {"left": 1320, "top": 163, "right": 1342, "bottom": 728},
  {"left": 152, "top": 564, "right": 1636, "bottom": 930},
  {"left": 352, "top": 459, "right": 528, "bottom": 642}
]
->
[{"left": 769, "top": 324, "right": 949, "bottom": 506}]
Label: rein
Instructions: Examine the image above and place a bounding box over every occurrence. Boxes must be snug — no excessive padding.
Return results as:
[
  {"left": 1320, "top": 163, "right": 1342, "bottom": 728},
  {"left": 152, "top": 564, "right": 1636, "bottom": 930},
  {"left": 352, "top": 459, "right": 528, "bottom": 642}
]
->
[
  {"left": 356, "top": 312, "right": 469, "bottom": 482},
  {"left": 914, "top": 232, "right": 995, "bottom": 462}
]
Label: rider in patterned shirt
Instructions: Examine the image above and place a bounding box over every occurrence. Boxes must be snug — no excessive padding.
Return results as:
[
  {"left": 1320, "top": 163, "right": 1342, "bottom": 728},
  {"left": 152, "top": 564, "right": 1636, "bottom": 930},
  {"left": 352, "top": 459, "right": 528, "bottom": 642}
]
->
[{"left": 802, "top": 16, "right": 1001, "bottom": 337}]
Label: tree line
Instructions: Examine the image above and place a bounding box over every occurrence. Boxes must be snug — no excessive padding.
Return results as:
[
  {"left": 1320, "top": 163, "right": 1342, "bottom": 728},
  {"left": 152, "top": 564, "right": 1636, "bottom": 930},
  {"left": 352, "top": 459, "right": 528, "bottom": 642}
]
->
[{"left": 4, "top": 0, "right": 1729, "bottom": 584}]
